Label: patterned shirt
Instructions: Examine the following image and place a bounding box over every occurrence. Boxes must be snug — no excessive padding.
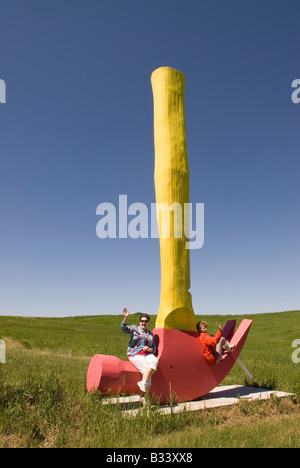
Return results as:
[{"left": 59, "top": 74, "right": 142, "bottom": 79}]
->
[{"left": 120, "top": 322, "right": 157, "bottom": 357}]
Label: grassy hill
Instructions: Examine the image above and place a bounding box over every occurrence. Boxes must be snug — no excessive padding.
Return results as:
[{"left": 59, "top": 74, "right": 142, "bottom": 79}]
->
[{"left": 0, "top": 311, "right": 299, "bottom": 447}]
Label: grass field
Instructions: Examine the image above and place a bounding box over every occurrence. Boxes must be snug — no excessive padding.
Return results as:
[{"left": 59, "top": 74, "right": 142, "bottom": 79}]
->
[{"left": 0, "top": 311, "right": 299, "bottom": 448}]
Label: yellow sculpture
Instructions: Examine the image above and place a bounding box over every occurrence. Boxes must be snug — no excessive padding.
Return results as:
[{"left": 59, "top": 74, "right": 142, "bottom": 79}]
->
[{"left": 151, "top": 67, "right": 196, "bottom": 332}]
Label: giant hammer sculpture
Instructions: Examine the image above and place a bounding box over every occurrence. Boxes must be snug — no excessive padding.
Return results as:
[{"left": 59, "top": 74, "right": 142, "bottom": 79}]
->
[{"left": 87, "top": 67, "right": 252, "bottom": 404}]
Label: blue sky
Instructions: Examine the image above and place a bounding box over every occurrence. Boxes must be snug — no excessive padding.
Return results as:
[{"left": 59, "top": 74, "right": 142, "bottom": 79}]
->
[{"left": 0, "top": 0, "right": 299, "bottom": 317}]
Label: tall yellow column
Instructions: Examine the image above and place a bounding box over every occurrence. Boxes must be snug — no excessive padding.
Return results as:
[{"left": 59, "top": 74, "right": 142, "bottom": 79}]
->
[{"left": 151, "top": 67, "right": 196, "bottom": 332}]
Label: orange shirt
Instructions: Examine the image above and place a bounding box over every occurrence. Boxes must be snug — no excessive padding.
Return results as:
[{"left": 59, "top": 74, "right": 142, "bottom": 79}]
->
[{"left": 199, "top": 330, "right": 222, "bottom": 365}]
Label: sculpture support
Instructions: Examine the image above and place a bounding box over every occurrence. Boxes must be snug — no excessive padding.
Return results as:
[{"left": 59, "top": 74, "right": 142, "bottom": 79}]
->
[{"left": 151, "top": 67, "right": 196, "bottom": 332}]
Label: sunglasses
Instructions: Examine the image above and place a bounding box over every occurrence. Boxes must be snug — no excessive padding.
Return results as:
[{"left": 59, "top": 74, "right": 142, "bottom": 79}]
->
[{"left": 140, "top": 320, "right": 148, "bottom": 323}]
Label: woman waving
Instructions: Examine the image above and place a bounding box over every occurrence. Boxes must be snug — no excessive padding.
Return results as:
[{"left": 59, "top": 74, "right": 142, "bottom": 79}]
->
[{"left": 121, "top": 308, "right": 159, "bottom": 394}]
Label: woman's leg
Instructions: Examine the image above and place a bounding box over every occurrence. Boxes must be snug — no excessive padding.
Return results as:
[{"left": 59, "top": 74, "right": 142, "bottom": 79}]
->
[
  {"left": 142, "top": 367, "right": 156, "bottom": 386},
  {"left": 143, "top": 354, "right": 159, "bottom": 384},
  {"left": 129, "top": 354, "right": 158, "bottom": 393},
  {"left": 129, "top": 355, "right": 147, "bottom": 380},
  {"left": 216, "top": 338, "right": 235, "bottom": 363}
]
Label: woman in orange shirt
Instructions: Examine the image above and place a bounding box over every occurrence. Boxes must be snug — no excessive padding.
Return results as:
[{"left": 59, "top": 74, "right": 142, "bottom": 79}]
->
[{"left": 197, "top": 321, "right": 235, "bottom": 365}]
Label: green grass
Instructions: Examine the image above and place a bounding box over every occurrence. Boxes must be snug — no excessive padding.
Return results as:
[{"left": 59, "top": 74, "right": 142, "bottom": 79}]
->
[{"left": 0, "top": 311, "right": 299, "bottom": 447}]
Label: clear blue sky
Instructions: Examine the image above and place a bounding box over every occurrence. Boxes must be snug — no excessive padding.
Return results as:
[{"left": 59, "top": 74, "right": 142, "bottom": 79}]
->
[{"left": 0, "top": 0, "right": 299, "bottom": 317}]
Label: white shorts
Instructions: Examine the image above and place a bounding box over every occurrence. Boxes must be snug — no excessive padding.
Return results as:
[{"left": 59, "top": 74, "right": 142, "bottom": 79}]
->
[{"left": 129, "top": 353, "right": 159, "bottom": 384}]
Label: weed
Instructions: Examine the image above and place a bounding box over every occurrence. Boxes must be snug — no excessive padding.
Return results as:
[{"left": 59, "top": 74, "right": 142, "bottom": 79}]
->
[{"left": 0, "top": 311, "right": 299, "bottom": 447}]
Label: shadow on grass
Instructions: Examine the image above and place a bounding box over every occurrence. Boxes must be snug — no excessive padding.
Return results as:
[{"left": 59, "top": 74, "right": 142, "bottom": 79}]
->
[{"left": 244, "top": 378, "right": 277, "bottom": 391}]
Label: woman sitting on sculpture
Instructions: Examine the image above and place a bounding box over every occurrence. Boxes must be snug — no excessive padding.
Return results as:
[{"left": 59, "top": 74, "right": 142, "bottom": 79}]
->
[
  {"left": 121, "top": 308, "right": 159, "bottom": 394},
  {"left": 197, "top": 320, "right": 235, "bottom": 365}
]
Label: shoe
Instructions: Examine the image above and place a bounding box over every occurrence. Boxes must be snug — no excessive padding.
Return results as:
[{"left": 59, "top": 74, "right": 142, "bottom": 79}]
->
[
  {"left": 226, "top": 344, "right": 235, "bottom": 353},
  {"left": 137, "top": 380, "right": 147, "bottom": 393}
]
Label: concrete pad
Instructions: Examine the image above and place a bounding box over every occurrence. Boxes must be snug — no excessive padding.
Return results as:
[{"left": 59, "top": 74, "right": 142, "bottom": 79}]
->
[
  {"left": 102, "top": 385, "right": 295, "bottom": 417},
  {"left": 102, "top": 394, "right": 142, "bottom": 406}
]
